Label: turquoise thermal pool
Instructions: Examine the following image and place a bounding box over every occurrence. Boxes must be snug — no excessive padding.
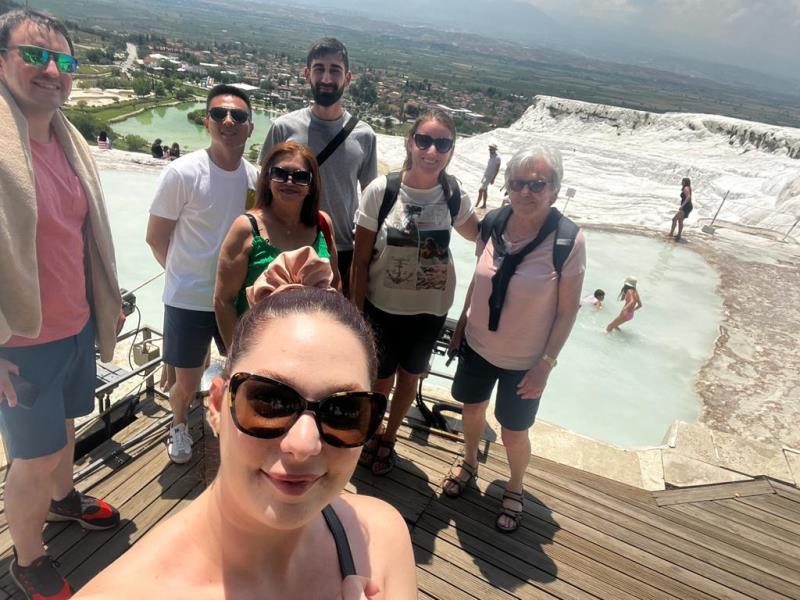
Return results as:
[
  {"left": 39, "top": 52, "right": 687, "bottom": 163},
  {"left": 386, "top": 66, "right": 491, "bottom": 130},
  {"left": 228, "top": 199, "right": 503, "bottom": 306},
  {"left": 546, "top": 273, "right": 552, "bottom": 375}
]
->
[{"left": 103, "top": 169, "right": 723, "bottom": 448}]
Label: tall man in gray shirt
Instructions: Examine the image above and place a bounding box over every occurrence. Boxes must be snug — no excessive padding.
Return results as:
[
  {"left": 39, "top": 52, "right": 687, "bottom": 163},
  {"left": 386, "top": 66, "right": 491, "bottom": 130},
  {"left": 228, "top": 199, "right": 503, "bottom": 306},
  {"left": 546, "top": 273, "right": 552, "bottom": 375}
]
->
[{"left": 259, "top": 38, "right": 377, "bottom": 294}]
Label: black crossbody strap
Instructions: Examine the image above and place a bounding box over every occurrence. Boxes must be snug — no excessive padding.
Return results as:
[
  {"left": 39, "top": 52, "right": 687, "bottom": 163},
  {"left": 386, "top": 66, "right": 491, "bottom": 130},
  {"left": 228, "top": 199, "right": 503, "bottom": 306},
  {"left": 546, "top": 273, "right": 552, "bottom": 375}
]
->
[
  {"left": 488, "top": 208, "right": 562, "bottom": 331},
  {"left": 322, "top": 504, "right": 357, "bottom": 578},
  {"left": 316, "top": 115, "right": 359, "bottom": 167}
]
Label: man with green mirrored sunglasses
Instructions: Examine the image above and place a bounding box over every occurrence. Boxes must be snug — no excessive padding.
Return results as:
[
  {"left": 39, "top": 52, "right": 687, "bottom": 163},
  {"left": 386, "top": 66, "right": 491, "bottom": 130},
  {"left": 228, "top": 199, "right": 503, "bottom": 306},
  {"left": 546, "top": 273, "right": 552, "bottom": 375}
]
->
[
  {"left": 1, "top": 9, "right": 123, "bottom": 599},
  {"left": 0, "top": 44, "right": 79, "bottom": 74}
]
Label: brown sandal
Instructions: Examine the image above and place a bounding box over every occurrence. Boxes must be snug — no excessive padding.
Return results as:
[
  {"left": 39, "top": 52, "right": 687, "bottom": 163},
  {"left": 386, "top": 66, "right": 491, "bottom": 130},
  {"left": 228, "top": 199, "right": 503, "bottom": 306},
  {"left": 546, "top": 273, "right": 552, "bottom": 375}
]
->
[
  {"left": 442, "top": 460, "right": 478, "bottom": 498},
  {"left": 495, "top": 489, "right": 524, "bottom": 534}
]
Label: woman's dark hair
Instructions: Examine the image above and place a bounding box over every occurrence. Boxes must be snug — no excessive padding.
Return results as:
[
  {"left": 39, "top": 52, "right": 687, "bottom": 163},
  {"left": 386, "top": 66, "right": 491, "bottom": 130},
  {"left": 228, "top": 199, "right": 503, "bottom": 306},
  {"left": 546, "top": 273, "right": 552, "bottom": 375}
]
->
[
  {"left": 681, "top": 177, "right": 691, "bottom": 188},
  {"left": 403, "top": 109, "right": 456, "bottom": 194},
  {"left": 617, "top": 285, "right": 635, "bottom": 301},
  {"left": 226, "top": 287, "right": 377, "bottom": 381},
  {"left": 98, "top": 131, "right": 108, "bottom": 142},
  {"left": 255, "top": 141, "right": 320, "bottom": 228}
]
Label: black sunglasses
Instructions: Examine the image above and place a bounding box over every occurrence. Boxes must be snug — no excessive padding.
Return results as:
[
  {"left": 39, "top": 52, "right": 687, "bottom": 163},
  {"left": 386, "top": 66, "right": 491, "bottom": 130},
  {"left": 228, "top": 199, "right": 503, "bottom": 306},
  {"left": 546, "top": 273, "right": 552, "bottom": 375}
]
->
[
  {"left": 207, "top": 106, "right": 250, "bottom": 124},
  {"left": 269, "top": 166, "right": 313, "bottom": 186},
  {"left": 228, "top": 373, "right": 386, "bottom": 448},
  {"left": 413, "top": 133, "right": 454, "bottom": 153},
  {"left": 508, "top": 179, "right": 549, "bottom": 193},
  {"left": 0, "top": 45, "right": 78, "bottom": 73}
]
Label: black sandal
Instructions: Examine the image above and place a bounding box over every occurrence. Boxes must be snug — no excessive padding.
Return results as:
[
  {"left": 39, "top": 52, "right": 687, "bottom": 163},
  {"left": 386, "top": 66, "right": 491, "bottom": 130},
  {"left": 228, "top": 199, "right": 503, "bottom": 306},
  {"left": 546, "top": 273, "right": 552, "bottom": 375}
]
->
[
  {"left": 442, "top": 460, "right": 478, "bottom": 498},
  {"left": 371, "top": 437, "right": 396, "bottom": 476},
  {"left": 358, "top": 435, "right": 379, "bottom": 468},
  {"left": 495, "top": 489, "right": 524, "bottom": 534}
]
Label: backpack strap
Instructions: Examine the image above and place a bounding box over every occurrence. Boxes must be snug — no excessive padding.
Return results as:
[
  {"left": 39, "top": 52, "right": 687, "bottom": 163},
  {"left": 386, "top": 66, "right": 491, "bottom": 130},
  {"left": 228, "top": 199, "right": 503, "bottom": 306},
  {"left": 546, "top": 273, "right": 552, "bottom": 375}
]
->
[
  {"left": 376, "top": 172, "right": 403, "bottom": 232},
  {"left": 316, "top": 115, "right": 359, "bottom": 167},
  {"left": 479, "top": 205, "right": 512, "bottom": 245},
  {"left": 318, "top": 212, "right": 334, "bottom": 250},
  {"left": 444, "top": 174, "right": 461, "bottom": 223},
  {"left": 552, "top": 214, "right": 579, "bottom": 276},
  {"left": 244, "top": 213, "right": 261, "bottom": 238}
]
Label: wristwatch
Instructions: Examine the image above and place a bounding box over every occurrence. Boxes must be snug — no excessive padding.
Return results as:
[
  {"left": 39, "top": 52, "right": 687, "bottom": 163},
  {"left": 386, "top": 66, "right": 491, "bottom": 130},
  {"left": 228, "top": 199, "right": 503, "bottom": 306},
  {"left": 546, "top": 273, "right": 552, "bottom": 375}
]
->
[{"left": 540, "top": 354, "right": 557, "bottom": 368}]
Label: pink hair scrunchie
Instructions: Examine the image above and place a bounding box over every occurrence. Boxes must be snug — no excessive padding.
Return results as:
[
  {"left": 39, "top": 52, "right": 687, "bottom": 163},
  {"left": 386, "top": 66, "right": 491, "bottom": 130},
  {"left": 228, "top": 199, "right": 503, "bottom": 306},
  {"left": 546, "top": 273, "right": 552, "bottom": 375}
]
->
[{"left": 245, "top": 246, "right": 336, "bottom": 307}]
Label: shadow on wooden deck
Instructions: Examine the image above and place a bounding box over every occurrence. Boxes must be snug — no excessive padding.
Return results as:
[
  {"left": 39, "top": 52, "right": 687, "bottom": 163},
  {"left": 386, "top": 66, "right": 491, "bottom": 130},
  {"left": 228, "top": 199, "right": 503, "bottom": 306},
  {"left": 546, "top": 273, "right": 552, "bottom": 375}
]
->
[{"left": 1, "top": 395, "right": 799, "bottom": 599}]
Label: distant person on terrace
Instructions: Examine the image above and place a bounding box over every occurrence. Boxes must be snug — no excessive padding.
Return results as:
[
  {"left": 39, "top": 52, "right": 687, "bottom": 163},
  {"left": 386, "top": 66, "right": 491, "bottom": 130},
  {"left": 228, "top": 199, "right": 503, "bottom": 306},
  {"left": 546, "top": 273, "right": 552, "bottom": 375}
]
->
[
  {"left": 259, "top": 37, "right": 377, "bottom": 295},
  {"left": 96, "top": 129, "right": 110, "bottom": 150},
  {"left": 0, "top": 9, "right": 125, "bottom": 598},
  {"left": 669, "top": 177, "right": 693, "bottom": 240},
  {"left": 445, "top": 146, "right": 585, "bottom": 534},
  {"left": 150, "top": 137, "right": 163, "bottom": 158},
  {"left": 476, "top": 142, "right": 501, "bottom": 209}
]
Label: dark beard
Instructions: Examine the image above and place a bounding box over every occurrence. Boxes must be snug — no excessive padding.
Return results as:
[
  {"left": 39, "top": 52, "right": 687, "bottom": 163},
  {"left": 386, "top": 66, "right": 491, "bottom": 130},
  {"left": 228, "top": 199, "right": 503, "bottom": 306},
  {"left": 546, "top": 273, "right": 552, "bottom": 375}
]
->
[{"left": 312, "top": 83, "right": 344, "bottom": 107}]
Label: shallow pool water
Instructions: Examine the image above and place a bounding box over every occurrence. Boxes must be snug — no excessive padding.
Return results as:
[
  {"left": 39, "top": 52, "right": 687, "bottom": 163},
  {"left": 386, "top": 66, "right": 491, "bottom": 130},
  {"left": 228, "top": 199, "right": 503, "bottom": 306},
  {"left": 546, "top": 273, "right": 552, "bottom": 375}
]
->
[{"left": 103, "top": 169, "right": 723, "bottom": 448}]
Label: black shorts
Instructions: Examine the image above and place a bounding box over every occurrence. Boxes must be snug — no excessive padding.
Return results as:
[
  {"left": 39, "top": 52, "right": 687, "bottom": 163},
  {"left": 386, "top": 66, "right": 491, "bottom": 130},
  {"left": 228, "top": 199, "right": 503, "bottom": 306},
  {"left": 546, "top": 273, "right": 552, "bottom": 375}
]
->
[
  {"left": 163, "top": 305, "right": 225, "bottom": 369},
  {"left": 337, "top": 249, "right": 353, "bottom": 296},
  {"left": 364, "top": 301, "right": 446, "bottom": 379},
  {"left": 451, "top": 341, "right": 541, "bottom": 431},
  {"left": 682, "top": 203, "right": 693, "bottom": 218}
]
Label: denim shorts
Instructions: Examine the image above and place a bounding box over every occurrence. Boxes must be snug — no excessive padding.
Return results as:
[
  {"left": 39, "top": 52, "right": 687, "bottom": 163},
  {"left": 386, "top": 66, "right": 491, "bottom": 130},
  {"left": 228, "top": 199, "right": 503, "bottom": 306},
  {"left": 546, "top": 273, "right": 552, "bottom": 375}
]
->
[
  {"left": 451, "top": 340, "right": 541, "bottom": 431},
  {"left": 0, "top": 320, "right": 96, "bottom": 460},
  {"left": 163, "top": 305, "right": 225, "bottom": 369},
  {"left": 364, "top": 301, "right": 447, "bottom": 379}
]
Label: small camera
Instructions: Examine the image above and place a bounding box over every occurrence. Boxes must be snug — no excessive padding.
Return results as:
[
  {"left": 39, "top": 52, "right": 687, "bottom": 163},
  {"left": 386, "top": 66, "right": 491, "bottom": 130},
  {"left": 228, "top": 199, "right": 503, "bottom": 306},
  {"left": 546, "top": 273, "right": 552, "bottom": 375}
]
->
[{"left": 120, "top": 288, "right": 137, "bottom": 317}]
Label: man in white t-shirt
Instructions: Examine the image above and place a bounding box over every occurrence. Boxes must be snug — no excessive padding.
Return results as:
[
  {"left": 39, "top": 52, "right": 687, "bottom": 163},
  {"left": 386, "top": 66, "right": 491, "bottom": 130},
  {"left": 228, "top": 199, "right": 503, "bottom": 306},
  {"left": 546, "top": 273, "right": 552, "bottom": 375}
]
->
[
  {"left": 476, "top": 143, "right": 501, "bottom": 209},
  {"left": 146, "top": 84, "right": 258, "bottom": 464}
]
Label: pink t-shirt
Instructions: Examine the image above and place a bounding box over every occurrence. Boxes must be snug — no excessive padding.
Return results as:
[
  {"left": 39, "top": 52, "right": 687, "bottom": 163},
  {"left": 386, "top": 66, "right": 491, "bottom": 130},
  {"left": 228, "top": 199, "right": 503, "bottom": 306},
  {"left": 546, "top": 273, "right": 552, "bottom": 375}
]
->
[
  {"left": 465, "top": 229, "right": 586, "bottom": 370},
  {"left": 4, "top": 138, "right": 90, "bottom": 347}
]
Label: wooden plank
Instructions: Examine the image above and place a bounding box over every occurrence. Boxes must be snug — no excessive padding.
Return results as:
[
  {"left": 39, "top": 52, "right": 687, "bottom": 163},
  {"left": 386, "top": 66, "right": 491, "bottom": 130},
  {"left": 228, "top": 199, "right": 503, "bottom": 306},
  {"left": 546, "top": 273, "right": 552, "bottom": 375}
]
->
[
  {"left": 417, "top": 508, "right": 651, "bottom": 600},
  {"left": 716, "top": 498, "right": 800, "bottom": 542},
  {"left": 415, "top": 565, "right": 481, "bottom": 600},
  {"left": 653, "top": 480, "right": 775, "bottom": 506},
  {"left": 736, "top": 495, "right": 800, "bottom": 528},
  {"left": 472, "top": 455, "right": 790, "bottom": 600},
  {"left": 427, "top": 481, "right": 719, "bottom": 600},
  {"left": 769, "top": 480, "right": 800, "bottom": 503},
  {"left": 413, "top": 529, "right": 550, "bottom": 600}
]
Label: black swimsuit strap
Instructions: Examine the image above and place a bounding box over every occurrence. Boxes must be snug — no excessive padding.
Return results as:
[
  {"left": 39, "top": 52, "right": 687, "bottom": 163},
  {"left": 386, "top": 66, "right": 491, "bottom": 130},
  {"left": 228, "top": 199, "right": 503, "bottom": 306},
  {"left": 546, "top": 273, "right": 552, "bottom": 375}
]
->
[
  {"left": 245, "top": 213, "right": 261, "bottom": 238},
  {"left": 322, "top": 504, "right": 357, "bottom": 579}
]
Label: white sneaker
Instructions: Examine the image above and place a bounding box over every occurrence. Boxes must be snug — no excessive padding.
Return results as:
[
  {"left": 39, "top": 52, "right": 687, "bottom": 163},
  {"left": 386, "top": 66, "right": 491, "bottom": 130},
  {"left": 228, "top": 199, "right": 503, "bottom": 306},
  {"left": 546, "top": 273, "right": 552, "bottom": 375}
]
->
[{"left": 167, "top": 422, "right": 193, "bottom": 464}]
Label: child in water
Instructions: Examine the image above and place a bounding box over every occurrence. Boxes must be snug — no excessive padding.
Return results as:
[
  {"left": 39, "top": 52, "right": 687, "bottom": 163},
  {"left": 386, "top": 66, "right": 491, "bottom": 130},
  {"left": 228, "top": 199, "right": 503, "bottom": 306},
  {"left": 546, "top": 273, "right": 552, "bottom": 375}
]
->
[
  {"left": 581, "top": 289, "right": 605, "bottom": 309},
  {"left": 606, "top": 277, "right": 642, "bottom": 332}
]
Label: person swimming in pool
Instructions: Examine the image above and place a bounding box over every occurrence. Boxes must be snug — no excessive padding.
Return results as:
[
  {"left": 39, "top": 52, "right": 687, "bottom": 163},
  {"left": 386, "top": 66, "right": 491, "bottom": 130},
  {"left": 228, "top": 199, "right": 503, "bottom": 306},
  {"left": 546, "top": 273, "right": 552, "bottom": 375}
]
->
[
  {"left": 606, "top": 277, "right": 641, "bottom": 332},
  {"left": 581, "top": 289, "right": 605, "bottom": 309}
]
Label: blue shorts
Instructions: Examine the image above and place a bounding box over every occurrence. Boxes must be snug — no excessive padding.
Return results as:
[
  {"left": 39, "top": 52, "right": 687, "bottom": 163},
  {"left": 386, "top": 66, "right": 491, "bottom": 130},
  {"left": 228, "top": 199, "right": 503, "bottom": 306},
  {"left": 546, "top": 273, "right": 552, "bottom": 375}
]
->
[
  {"left": 364, "top": 302, "right": 447, "bottom": 379},
  {"left": 451, "top": 340, "right": 541, "bottom": 431},
  {"left": 163, "top": 305, "right": 225, "bottom": 369},
  {"left": 0, "top": 320, "right": 96, "bottom": 460}
]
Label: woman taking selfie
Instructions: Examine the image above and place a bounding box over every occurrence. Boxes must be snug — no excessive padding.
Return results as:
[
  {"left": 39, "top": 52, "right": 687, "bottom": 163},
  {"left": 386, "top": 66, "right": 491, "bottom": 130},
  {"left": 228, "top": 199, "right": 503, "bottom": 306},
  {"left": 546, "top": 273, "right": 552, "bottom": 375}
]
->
[
  {"left": 77, "top": 257, "right": 416, "bottom": 599},
  {"left": 351, "top": 109, "right": 479, "bottom": 476},
  {"left": 214, "top": 141, "right": 339, "bottom": 351}
]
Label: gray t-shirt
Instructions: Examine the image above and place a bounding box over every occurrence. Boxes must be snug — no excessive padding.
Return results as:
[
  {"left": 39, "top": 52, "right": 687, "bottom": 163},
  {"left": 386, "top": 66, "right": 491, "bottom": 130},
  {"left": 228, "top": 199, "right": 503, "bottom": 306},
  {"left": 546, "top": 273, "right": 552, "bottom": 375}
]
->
[{"left": 259, "top": 108, "right": 378, "bottom": 251}]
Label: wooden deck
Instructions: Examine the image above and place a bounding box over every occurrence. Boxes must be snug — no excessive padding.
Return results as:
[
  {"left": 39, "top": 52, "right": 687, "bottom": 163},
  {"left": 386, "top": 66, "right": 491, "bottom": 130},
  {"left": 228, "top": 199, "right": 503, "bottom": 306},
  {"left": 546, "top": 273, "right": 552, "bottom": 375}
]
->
[{"left": 1, "top": 398, "right": 799, "bottom": 599}]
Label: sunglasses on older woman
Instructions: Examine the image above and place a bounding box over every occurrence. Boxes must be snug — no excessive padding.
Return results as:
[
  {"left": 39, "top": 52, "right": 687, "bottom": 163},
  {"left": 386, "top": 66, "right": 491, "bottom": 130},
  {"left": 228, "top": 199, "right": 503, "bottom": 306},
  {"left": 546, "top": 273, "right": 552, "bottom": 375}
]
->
[{"left": 228, "top": 372, "right": 386, "bottom": 447}]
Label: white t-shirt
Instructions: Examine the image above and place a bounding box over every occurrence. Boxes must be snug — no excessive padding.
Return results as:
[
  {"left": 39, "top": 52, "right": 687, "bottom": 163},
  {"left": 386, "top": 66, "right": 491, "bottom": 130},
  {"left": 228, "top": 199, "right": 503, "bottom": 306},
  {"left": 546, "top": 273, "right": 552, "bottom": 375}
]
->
[
  {"left": 149, "top": 150, "right": 258, "bottom": 311},
  {"left": 356, "top": 175, "right": 474, "bottom": 316}
]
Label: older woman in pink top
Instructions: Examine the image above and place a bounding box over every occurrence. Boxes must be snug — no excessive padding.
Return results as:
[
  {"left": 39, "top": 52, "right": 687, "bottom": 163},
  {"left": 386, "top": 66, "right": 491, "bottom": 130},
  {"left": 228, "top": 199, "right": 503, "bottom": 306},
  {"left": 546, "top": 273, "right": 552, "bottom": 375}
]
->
[{"left": 444, "top": 146, "right": 586, "bottom": 533}]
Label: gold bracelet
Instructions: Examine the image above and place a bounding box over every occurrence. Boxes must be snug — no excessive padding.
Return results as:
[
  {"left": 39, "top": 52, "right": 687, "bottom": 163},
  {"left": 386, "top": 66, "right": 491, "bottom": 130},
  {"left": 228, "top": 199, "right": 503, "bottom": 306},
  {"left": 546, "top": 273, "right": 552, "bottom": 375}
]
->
[{"left": 540, "top": 354, "right": 557, "bottom": 368}]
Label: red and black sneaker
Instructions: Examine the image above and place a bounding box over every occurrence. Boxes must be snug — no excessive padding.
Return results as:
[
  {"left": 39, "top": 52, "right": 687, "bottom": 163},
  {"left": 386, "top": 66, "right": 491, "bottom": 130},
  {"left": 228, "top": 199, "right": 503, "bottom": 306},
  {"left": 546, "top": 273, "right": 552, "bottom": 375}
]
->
[
  {"left": 9, "top": 553, "right": 72, "bottom": 600},
  {"left": 47, "top": 489, "right": 120, "bottom": 530}
]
